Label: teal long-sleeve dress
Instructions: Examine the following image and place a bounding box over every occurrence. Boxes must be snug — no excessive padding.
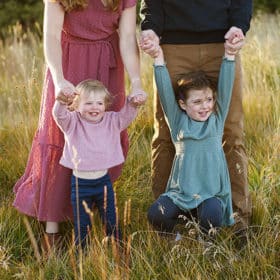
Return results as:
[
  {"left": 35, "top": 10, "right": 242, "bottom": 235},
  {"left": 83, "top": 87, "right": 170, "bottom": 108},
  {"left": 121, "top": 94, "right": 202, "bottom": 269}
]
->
[{"left": 154, "top": 58, "right": 235, "bottom": 226}]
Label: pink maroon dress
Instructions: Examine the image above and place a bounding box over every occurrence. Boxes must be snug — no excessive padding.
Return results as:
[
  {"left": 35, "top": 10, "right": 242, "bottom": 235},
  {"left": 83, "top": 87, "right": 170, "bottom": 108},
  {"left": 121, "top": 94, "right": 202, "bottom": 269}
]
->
[{"left": 13, "top": 0, "right": 137, "bottom": 222}]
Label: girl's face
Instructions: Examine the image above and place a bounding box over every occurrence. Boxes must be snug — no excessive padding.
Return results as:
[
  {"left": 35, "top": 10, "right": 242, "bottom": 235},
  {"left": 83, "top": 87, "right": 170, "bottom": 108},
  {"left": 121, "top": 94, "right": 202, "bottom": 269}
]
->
[
  {"left": 77, "top": 91, "right": 106, "bottom": 123},
  {"left": 179, "top": 87, "right": 215, "bottom": 121}
]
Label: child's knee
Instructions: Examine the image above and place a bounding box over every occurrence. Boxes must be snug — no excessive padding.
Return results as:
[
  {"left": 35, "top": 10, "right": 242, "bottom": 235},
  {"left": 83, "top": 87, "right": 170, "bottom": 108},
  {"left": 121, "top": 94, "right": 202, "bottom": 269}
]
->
[
  {"left": 147, "top": 204, "right": 158, "bottom": 224},
  {"left": 199, "top": 198, "right": 223, "bottom": 229}
]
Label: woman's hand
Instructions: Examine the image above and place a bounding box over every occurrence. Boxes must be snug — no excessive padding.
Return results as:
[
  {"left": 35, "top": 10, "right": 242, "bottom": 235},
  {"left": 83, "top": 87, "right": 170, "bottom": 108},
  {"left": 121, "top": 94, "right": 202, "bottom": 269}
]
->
[
  {"left": 140, "top": 30, "right": 160, "bottom": 58},
  {"left": 55, "top": 79, "right": 76, "bottom": 105},
  {"left": 128, "top": 90, "right": 147, "bottom": 107}
]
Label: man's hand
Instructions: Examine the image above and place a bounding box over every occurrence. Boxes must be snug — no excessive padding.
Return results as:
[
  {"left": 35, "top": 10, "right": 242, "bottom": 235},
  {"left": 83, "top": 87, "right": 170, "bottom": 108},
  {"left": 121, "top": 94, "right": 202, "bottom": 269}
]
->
[
  {"left": 224, "top": 26, "right": 245, "bottom": 55},
  {"left": 139, "top": 29, "right": 160, "bottom": 58}
]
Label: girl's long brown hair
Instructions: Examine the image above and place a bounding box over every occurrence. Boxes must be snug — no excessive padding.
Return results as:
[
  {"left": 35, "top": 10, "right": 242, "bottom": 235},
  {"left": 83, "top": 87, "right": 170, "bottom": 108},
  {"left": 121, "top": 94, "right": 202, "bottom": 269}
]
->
[{"left": 59, "top": 0, "right": 121, "bottom": 12}]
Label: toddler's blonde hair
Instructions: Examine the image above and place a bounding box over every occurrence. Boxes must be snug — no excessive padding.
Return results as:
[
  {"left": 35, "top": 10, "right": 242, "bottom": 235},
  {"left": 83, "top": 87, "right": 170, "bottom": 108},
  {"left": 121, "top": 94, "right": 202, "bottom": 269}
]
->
[{"left": 69, "top": 79, "right": 113, "bottom": 111}]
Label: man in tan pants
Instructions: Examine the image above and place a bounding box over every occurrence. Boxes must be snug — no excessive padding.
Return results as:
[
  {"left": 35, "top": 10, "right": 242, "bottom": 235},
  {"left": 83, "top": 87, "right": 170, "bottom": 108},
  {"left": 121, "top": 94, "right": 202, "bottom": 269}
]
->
[{"left": 140, "top": 1, "right": 252, "bottom": 231}]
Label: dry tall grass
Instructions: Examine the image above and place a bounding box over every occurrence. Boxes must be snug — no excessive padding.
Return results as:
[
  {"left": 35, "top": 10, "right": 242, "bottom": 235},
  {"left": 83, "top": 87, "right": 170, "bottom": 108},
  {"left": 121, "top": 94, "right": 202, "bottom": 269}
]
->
[{"left": 0, "top": 13, "right": 279, "bottom": 279}]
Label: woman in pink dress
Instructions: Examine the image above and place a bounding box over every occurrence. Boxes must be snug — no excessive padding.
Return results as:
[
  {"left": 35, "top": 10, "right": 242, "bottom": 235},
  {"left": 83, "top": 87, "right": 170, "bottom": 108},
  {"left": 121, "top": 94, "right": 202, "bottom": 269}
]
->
[{"left": 13, "top": 0, "right": 144, "bottom": 246}]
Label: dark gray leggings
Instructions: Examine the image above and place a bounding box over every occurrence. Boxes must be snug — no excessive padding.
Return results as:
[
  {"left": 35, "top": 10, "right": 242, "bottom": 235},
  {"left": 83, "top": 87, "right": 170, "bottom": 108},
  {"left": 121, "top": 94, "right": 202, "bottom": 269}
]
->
[{"left": 147, "top": 195, "right": 223, "bottom": 234}]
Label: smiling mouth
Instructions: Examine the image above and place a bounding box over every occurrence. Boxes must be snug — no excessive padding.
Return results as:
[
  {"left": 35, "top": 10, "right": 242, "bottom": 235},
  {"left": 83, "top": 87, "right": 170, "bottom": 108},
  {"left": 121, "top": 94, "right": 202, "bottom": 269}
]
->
[
  {"left": 199, "top": 111, "right": 208, "bottom": 116},
  {"left": 89, "top": 112, "right": 98, "bottom": 116}
]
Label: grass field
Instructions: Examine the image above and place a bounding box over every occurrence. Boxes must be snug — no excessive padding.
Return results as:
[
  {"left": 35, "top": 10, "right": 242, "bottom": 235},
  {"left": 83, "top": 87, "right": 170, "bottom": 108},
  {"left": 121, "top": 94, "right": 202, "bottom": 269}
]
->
[{"left": 0, "top": 13, "right": 279, "bottom": 279}]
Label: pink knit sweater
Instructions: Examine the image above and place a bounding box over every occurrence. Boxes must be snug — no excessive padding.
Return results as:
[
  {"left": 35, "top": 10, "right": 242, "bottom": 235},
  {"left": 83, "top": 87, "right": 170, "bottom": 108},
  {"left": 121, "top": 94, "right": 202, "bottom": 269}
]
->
[{"left": 52, "top": 99, "right": 137, "bottom": 171}]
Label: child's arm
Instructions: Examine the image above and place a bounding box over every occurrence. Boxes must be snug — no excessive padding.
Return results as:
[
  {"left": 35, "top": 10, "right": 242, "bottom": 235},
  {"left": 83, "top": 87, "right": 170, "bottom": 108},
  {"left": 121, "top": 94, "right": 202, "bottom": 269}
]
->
[
  {"left": 111, "top": 97, "right": 139, "bottom": 130},
  {"left": 216, "top": 29, "right": 244, "bottom": 121},
  {"left": 216, "top": 56, "right": 235, "bottom": 122},
  {"left": 113, "top": 86, "right": 148, "bottom": 130},
  {"left": 52, "top": 99, "right": 73, "bottom": 132},
  {"left": 154, "top": 46, "right": 165, "bottom": 66},
  {"left": 153, "top": 47, "right": 182, "bottom": 133}
]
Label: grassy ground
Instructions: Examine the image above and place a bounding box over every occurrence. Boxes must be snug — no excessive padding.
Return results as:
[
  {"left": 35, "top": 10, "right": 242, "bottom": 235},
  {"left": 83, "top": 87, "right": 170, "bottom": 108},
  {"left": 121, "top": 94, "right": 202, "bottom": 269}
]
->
[{"left": 0, "top": 13, "right": 279, "bottom": 279}]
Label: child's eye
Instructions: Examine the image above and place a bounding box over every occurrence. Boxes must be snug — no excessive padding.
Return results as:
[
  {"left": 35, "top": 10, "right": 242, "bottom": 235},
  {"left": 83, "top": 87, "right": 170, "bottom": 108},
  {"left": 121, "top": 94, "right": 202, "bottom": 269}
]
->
[
  {"left": 207, "top": 97, "right": 213, "bottom": 102},
  {"left": 193, "top": 100, "right": 202, "bottom": 104},
  {"left": 97, "top": 102, "right": 104, "bottom": 106}
]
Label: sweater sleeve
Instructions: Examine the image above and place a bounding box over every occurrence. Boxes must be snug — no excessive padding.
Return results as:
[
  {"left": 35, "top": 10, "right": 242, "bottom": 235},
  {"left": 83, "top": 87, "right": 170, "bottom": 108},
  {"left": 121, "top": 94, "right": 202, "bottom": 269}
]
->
[
  {"left": 140, "top": 0, "right": 164, "bottom": 37},
  {"left": 216, "top": 58, "right": 235, "bottom": 122},
  {"left": 112, "top": 98, "right": 138, "bottom": 131},
  {"left": 154, "top": 64, "right": 182, "bottom": 134},
  {"left": 52, "top": 101, "right": 73, "bottom": 132},
  {"left": 228, "top": 0, "right": 253, "bottom": 35}
]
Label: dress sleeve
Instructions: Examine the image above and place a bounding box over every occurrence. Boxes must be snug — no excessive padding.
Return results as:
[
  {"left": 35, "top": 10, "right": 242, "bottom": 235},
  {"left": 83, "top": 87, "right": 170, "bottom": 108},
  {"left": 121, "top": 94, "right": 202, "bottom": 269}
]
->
[
  {"left": 122, "top": 0, "right": 137, "bottom": 10},
  {"left": 216, "top": 58, "right": 235, "bottom": 122},
  {"left": 154, "top": 64, "right": 182, "bottom": 133}
]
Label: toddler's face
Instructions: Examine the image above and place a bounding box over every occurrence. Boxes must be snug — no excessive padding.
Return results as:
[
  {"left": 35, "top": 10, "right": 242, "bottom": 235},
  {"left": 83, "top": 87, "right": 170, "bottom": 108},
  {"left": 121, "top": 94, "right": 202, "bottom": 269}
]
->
[
  {"left": 78, "top": 91, "right": 106, "bottom": 123},
  {"left": 179, "top": 87, "right": 214, "bottom": 122}
]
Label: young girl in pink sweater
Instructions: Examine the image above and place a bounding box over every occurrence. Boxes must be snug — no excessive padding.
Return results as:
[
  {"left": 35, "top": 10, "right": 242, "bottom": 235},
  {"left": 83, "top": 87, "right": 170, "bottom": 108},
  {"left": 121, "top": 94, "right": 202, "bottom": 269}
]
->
[{"left": 52, "top": 79, "right": 146, "bottom": 248}]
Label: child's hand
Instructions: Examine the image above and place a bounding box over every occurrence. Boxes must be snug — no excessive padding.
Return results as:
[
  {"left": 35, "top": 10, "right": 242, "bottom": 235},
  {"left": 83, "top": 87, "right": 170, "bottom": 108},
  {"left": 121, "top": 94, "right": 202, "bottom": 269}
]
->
[
  {"left": 224, "top": 27, "right": 245, "bottom": 56},
  {"left": 140, "top": 30, "right": 160, "bottom": 58},
  {"left": 128, "top": 90, "right": 147, "bottom": 107},
  {"left": 55, "top": 79, "right": 76, "bottom": 105}
]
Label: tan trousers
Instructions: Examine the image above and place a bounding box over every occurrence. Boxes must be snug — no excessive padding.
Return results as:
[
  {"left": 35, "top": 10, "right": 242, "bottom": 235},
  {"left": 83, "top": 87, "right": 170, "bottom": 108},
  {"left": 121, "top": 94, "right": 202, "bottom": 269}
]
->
[{"left": 151, "top": 43, "right": 252, "bottom": 226}]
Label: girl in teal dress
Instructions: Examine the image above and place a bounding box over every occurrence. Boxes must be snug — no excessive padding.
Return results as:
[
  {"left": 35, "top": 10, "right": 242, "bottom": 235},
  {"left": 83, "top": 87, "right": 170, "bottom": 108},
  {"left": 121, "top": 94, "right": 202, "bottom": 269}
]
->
[{"left": 147, "top": 38, "right": 240, "bottom": 235}]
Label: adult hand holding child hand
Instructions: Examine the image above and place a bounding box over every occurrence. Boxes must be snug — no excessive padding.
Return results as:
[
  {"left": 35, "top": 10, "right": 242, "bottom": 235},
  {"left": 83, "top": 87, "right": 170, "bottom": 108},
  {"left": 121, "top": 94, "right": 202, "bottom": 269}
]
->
[
  {"left": 129, "top": 90, "right": 147, "bottom": 107},
  {"left": 140, "top": 29, "right": 160, "bottom": 58},
  {"left": 55, "top": 79, "right": 76, "bottom": 105},
  {"left": 224, "top": 26, "right": 245, "bottom": 55}
]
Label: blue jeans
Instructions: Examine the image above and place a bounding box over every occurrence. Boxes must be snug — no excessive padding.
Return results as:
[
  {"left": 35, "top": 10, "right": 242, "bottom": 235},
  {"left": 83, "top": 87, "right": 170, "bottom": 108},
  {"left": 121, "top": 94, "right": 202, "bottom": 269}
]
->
[
  {"left": 147, "top": 195, "right": 223, "bottom": 234},
  {"left": 71, "top": 174, "right": 119, "bottom": 248}
]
